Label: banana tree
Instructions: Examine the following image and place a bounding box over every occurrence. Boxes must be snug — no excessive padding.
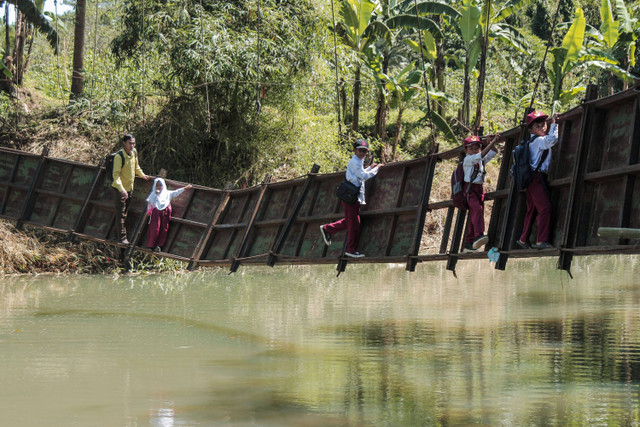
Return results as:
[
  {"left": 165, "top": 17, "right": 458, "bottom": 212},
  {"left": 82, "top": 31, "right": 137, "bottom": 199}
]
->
[
  {"left": 473, "top": 0, "right": 530, "bottom": 131},
  {"left": 335, "top": 0, "right": 390, "bottom": 133},
  {"left": 582, "top": 0, "right": 638, "bottom": 93},
  {"left": 548, "top": 7, "right": 636, "bottom": 112},
  {"left": 386, "top": 0, "right": 460, "bottom": 118}
]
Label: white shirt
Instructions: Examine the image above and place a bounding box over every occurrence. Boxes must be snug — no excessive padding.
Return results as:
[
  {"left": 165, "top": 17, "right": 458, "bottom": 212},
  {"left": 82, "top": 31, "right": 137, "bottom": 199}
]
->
[
  {"left": 463, "top": 150, "right": 497, "bottom": 183},
  {"left": 528, "top": 123, "right": 558, "bottom": 173},
  {"left": 345, "top": 154, "right": 379, "bottom": 204}
]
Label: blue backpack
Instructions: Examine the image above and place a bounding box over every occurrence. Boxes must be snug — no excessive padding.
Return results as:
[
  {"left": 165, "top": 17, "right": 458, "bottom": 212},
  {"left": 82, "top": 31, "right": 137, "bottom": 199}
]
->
[{"left": 511, "top": 136, "right": 548, "bottom": 190}]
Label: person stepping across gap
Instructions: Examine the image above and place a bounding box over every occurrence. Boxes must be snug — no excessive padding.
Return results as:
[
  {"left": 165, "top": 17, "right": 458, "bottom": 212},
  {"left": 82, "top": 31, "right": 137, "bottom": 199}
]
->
[{"left": 320, "top": 139, "right": 381, "bottom": 259}]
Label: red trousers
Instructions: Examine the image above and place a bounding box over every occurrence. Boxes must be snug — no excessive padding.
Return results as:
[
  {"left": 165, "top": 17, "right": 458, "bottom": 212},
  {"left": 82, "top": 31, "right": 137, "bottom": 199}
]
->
[
  {"left": 147, "top": 206, "right": 172, "bottom": 248},
  {"left": 464, "top": 183, "right": 485, "bottom": 244},
  {"left": 520, "top": 172, "right": 551, "bottom": 243},
  {"left": 324, "top": 201, "right": 361, "bottom": 253}
]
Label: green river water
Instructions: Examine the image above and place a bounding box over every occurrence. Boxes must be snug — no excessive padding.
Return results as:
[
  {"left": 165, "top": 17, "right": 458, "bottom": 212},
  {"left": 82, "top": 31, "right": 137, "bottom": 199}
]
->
[{"left": 1, "top": 256, "right": 640, "bottom": 426}]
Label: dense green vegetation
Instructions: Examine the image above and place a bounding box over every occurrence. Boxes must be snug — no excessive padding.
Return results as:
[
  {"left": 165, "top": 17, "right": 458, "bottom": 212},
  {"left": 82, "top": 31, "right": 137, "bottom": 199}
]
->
[{"left": 1, "top": 0, "right": 639, "bottom": 188}]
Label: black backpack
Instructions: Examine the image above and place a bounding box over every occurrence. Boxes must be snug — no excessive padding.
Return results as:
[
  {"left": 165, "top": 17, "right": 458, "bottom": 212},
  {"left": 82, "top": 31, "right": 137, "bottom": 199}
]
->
[
  {"left": 105, "top": 150, "right": 125, "bottom": 180},
  {"left": 511, "top": 136, "right": 548, "bottom": 190},
  {"left": 451, "top": 162, "right": 480, "bottom": 210}
]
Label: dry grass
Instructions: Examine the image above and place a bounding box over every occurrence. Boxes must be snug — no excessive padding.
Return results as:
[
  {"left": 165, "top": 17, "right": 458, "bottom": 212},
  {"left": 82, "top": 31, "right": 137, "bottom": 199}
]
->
[{"left": 0, "top": 220, "right": 121, "bottom": 274}]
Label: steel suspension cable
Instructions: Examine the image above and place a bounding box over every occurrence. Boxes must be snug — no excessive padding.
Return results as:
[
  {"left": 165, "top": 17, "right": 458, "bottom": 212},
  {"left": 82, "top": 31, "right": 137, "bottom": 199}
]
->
[
  {"left": 528, "top": 0, "right": 564, "bottom": 112},
  {"left": 198, "top": 0, "right": 211, "bottom": 132},
  {"left": 329, "top": 0, "right": 342, "bottom": 137},
  {"left": 413, "top": 0, "right": 437, "bottom": 152},
  {"left": 91, "top": 0, "right": 98, "bottom": 96},
  {"left": 141, "top": 0, "right": 146, "bottom": 124},
  {"left": 255, "top": 0, "right": 261, "bottom": 115}
]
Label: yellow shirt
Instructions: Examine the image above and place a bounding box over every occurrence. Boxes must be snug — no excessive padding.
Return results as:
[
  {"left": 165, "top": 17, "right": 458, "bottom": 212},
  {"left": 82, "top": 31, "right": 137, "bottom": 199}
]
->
[{"left": 111, "top": 149, "right": 145, "bottom": 193}]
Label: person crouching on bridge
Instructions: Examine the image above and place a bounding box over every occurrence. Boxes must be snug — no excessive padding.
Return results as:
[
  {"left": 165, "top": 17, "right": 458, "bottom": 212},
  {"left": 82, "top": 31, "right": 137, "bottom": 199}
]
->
[
  {"left": 461, "top": 134, "right": 499, "bottom": 253},
  {"left": 517, "top": 111, "right": 558, "bottom": 250},
  {"left": 320, "top": 139, "right": 380, "bottom": 258},
  {"left": 145, "top": 178, "right": 192, "bottom": 252}
]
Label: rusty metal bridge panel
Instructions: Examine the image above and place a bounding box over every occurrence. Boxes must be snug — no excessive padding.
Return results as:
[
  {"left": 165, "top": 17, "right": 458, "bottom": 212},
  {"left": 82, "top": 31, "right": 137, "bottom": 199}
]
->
[{"left": 1, "top": 85, "right": 639, "bottom": 274}]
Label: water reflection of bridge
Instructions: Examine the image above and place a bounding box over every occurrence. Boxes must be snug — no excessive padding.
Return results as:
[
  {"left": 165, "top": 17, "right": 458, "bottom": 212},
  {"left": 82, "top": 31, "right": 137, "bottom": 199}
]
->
[{"left": 1, "top": 85, "right": 639, "bottom": 275}]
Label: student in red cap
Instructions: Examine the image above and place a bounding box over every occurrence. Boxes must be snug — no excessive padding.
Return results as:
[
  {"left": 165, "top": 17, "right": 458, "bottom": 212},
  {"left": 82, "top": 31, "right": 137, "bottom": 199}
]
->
[
  {"left": 461, "top": 134, "right": 500, "bottom": 253},
  {"left": 320, "top": 139, "right": 380, "bottom": 258},
  {"left": 517, "top": 110, "right": 559, "bottom": 249}
]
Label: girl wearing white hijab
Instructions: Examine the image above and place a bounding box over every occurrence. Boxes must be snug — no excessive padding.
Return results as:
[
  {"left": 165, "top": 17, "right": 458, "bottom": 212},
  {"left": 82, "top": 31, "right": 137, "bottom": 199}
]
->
[{"left": 145, "top": 177, "right": 192, "bottom": 251}]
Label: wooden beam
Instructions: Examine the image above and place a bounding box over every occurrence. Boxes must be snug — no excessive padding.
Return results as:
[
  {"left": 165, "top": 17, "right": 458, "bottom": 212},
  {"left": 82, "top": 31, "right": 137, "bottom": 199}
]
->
[
  {"left": 230, "top": 176, "right": 272, "bottom": 272},
  {"left": 558, "top": 84, "right": 600, "bottom": 275},
  {"left": 268, "top": 164, "right": 320, "bottom": 267}
]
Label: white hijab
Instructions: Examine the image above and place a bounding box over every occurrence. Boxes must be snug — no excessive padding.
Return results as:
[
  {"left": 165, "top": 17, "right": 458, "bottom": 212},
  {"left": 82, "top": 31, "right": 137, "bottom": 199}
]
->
[{"left": 146, "top": 177, "right": 172, "bottom": 211}]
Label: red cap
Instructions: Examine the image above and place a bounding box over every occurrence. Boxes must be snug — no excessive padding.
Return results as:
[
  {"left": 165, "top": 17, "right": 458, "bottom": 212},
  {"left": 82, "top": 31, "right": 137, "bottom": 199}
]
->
[
  {"left": 464, "top": 135, "right": 481, "bottom": 147},
  {"left": 353, "top": 139, "right": 370, "bottom": 151},
  {"left": 525, "top": 110, "right": 548, "bottom": 127}
]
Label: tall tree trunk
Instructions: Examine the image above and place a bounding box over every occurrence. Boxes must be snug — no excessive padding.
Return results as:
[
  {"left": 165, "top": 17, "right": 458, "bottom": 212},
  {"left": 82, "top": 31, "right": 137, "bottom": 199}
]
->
[
  {"left": 462, "top": 53, "right": 471, "bottom": 126},
  {"left": 391, "top": 107, "right": 404, "bottom": 161},
  {"left": 70, "top": 0, "right": 87, "bottom": 99},
  {"left": 13, "top": 14, "right": 26, "bottom": 85},
  {"left": 473, "top": 3, "right": 491, "bottom": 133},
  {"left": 22, "top": 27, "right": 35, "bottom": 78},
  {"left": 340, "top": 78, "right": 347, "bottom": 126},
  {"left": 351, "top": 65, "right": 361, "bottom": 134},
  {"left": 435, "top": 39, "right": 446, "bottom": 117},
  {"left": 4, "top": 3, "right": 9, "bottom": 60},
  {"left": 374, "top": 52, "right": 390, "bottom": 140},
  {"left": 473, "top": 36, "right": 488, "bottom": 132}
]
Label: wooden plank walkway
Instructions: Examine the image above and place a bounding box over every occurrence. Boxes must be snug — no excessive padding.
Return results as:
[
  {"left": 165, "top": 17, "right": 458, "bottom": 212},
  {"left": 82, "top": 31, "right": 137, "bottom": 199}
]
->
[{"left": 1, "top": 85, "right": 639, "bottom": 275}]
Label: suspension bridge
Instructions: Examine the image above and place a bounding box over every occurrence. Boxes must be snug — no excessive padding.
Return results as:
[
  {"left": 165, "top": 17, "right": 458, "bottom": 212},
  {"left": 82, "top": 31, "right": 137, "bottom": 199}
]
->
[{"left": 1, "top": 85, "right": 639, "bottom": 275}]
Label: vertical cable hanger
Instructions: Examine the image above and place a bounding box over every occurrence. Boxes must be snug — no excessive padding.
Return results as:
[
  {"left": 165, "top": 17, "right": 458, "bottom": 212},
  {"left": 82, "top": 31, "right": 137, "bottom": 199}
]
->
[
  {"left": 91, "top": 0, "right": 99, "bottom": 97},
  {"left": 329, "top": 0, "right": 342, "bottom": 137},
  {"left": 412, "top": 0, "right": 437, "bottom": 153},
  {"left": 528, "top": 0, "right": 564, "bottom": 112},
  {"left": 198, "top": 0, "right": 211, "bottom": 132},
  {"left": 255, "top": 0, "right": 261, "bottom": 115},
  {"left": 140, "top": 0, "right": 146, "bottom": 124}
]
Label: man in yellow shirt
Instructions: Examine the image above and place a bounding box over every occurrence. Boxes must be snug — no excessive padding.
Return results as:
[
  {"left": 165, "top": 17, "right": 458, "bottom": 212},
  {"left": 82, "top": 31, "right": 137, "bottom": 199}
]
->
[{"left": 112, "top": 134, "right": 149, "bottom": 244}]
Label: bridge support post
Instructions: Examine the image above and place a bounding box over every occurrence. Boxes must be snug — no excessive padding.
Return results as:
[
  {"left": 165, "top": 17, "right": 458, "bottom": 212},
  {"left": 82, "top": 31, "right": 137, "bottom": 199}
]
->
[
  {"left": 495, "top": 108, "right": 535, "bottom": 270},
  {"left": 16, "top": 146, "right": 49, "bottom": 230},
  {"left": 71, "top": 158, "right": 107, "bottom": 240},
  {"left": 406, "top": 147, "right": 438, "bottom": 271},
  {"left": 557, "top": 84, "right": 599, "bottom": 275},
  {"left": 268, "top": 164, "right": 320, "bottom": 267},
  {"left": 188, "top": 190, "right": 231, "bottom": 270},
  {"left": 230, "top": 175, "right": 272, "bottom": 273}
]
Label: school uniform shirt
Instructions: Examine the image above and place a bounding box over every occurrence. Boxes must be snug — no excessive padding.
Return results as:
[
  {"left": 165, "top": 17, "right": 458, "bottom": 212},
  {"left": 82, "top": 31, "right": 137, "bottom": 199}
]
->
[
  {"left": 528, "top": 123, "right": 558, "bottom": 173},
  {"left": 346, "top": 154, "right": 379, "bottom": 205},
  {"left": 112, "top": 149, "right": 145, "bottom": 193},
  {"left": 463, "top": 150, "right": 497, "bottom": 184}
]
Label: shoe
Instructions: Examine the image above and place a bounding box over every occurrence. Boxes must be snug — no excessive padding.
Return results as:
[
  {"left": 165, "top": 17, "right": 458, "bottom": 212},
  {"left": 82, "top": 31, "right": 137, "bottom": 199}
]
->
[
  {"left": 154, "top": 246, "right": 162, "bottom": 252},
  {"left": 345, "top": 251, "right": 365, "bottom": 258},
  {"left": 472, "top": 235, "right": 489, "bottom": 250},
  {"left": 119, "top": 238, "right": 130, "bottom": 245},
  {"left": 532, "top": 242, "right": 553, "bottom": 250},
  {"left": 319, "top": 225, "right": 332, "bottom": 246},
  {"left": 516, "top": 240, "right": 531, "bottom": 249},
  {"left": 462, "top": 243, "right": 476, "bottom": 253}
]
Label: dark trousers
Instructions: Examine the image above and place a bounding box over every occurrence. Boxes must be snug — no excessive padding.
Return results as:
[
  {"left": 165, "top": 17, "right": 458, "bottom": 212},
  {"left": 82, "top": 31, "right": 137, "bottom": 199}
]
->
[
  {"left": 464, "top": 183, "right": 485, "bottom": 244},
  {"left": 520, "top": 172, "right": 552, "bottom": 243},
  {"left": 112, "top": 188, "right": 133, "bottom": 241},
  {"left": 324, "top": 201, "right": 361, "bottom": 253},
  {"left": 147, "top": 206, "right": 172, "bottom": 249}
]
